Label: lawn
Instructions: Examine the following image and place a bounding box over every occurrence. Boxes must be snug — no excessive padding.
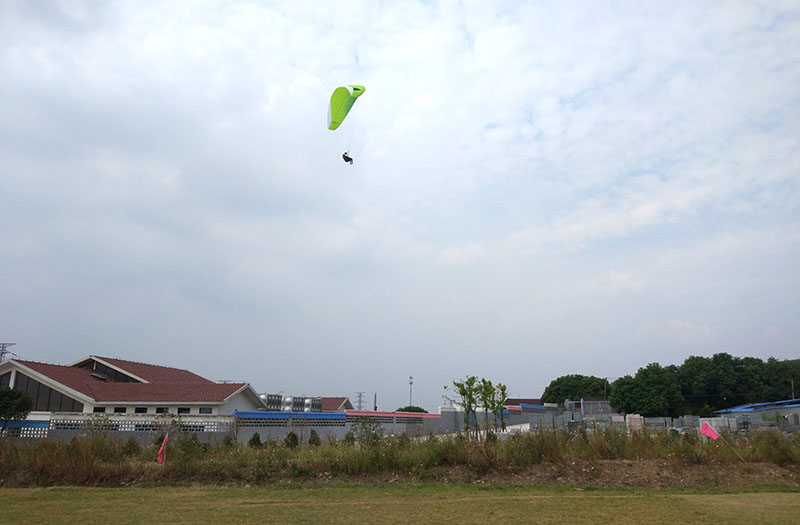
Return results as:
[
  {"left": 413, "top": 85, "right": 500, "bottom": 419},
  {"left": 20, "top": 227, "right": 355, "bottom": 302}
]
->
[{"left": 2, "top": 484, "right": 799, "bottom": 524}]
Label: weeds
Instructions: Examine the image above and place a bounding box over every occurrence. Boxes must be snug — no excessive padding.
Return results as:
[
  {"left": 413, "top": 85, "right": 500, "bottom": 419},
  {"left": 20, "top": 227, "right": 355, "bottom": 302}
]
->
[{"left": 1, "top": 427, "right": 798, "bottom": 487}]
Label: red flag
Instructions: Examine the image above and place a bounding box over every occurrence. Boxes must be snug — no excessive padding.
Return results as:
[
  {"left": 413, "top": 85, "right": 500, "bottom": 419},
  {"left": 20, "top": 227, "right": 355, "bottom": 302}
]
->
[
  {"left": 157, "top": 432, "right": 169, "bottom": 464},
  {"left": 700, "top": 422, "right": 719, "bottom": 440}
]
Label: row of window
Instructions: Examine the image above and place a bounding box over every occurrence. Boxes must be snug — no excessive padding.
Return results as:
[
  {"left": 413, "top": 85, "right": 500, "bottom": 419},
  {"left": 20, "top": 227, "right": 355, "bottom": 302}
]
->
[
  {"left": 92, "top": 406, "right": 213, "bottom": 415},
  {"left": 13, "top": 373, "right": 84, "bottom": 413},
  {"left": 76, "top": 360, "right": 138, "bottom": 382}
]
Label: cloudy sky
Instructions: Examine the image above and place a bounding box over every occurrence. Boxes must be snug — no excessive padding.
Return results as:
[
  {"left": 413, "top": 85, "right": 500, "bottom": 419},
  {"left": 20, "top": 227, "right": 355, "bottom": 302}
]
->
[{"left": 1, "top": 1, "right": 798, "bottom": 411}]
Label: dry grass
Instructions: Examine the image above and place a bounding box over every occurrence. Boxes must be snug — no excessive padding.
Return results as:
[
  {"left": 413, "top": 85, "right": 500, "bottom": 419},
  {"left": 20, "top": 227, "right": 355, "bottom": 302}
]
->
[{"left": 0, "top": 428, "right": 798, "bottom": 487}]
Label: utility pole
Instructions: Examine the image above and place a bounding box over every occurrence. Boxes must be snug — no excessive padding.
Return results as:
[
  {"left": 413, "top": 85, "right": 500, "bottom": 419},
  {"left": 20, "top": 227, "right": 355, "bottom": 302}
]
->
[
  {"left": 355, "top": 391, "right": 365, "bottom": 411},
  {"left": 409, "top": 376, "right": 414, "bottom": 406},
  {"left": 0, "top": 343, "right": 17, "bottom": 362}
]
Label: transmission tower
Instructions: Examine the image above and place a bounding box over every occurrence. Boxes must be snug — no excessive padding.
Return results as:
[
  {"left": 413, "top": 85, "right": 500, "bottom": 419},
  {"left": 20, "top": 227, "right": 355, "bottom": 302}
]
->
[
  {"left": 355, "top": 391, "right": 365, "bottom": 411},
  {"left": 0, "top": 343, "right": 17, "bottom": 362}
]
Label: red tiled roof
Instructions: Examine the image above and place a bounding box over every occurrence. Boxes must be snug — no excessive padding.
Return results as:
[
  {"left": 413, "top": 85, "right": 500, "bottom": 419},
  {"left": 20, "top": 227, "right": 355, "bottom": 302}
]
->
[
  {"left": 14, "top": 359, "right": 245, "bottom": 403},
  {"left": 89, "top": 356, "right": 214, "bottom": 384},
  {"left": 320, "top": 397, "right": 352, "bottom": 411},
  {"left": 88, "top": 382, "right": 246, "bottom": 403},
  {"left": 16, "top": 360, "right": 110, "bottom": 399}
]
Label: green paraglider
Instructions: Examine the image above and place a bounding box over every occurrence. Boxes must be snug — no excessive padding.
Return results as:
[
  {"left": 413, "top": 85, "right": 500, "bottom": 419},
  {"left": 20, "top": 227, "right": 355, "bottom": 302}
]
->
[{"left": 328, "top": 85, "right": 364, "bottom": 130}]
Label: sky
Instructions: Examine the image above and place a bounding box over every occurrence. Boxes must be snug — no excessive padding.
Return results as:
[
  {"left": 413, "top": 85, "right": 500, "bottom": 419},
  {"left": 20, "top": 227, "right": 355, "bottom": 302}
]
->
[{"left": 1, "top": 1, "right": 798, "bottom": 412}]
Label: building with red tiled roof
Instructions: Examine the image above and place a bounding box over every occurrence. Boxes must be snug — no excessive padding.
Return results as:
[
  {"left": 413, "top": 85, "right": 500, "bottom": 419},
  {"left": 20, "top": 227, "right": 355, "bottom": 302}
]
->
[
  {"left": 0, "top": 356, "right": 266, "bottom": 417},
  {"left": 320, "top": 397, "right": 353, "bottom": 412}
]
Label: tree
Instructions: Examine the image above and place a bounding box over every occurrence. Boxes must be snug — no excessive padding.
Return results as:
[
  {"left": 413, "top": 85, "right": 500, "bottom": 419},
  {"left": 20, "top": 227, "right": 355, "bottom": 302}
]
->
[
  {"left": 608, "top": 375, "right": 637, "bottom": 415},
  {"left": 677, "top": 354, "right": 800, "bottom": 415},
  {"left": 478, "top": 378, "right": 495, "bottom": 433},
  {"left": 493, "top": 382, "right": 508, "bottom": 432},
  {"left": 0, "top": 387, "right": 34, "bottom": 435},
  {"left": 609, "top": 363, "right": 683, "bottom": 417},
  {"left": 541, "top": 374, "right": 608, "bottom": 404},
  {"left": 763, "top": 358, "right": 798, "bottom": 401},
  {"left": 396, "top": 405, "right": 428, "bottom": 413},
  {"left": 445, "top": 376, "right": 509, "bottom": 439},
  {"left": 445, "top": 376, "right": 480, "bottom": 439}
]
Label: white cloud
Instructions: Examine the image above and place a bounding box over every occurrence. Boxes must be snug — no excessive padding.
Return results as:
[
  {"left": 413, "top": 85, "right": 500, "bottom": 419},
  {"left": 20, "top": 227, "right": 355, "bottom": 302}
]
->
[{"left": 1, "top": 0, "right": 798, "bottom": 410}]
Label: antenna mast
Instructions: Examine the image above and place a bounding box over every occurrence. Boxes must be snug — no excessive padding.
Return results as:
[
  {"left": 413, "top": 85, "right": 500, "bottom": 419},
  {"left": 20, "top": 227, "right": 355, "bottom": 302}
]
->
[
  {"left": 355, "top": 391, "right": 365, "bottom": 411},
  {"left": 0, "top": 343, "right": 17, "bottom": 362}
]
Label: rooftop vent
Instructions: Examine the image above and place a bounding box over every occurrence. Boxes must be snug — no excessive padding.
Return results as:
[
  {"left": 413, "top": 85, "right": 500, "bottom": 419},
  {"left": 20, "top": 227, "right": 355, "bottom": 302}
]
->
[{"left": 90, "top": 373, "right": 107, "bottom": 382}]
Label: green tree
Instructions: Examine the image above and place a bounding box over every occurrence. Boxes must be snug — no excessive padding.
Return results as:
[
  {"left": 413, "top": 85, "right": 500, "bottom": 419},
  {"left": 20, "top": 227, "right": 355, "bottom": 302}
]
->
[
  {"left": 478, "top": 378, "right": 495, "bottom": 433},
  {"left": 677, "top": 353, "right": 799, "bottom": 415},
  {"left": 608, "top": 375, "right": 637, "bottom": 414},
  {"left": 609, "top": 363, "right": 683, "bottom": 417},
  {"left": 445, "top": 376, "right": 480, "bottom": 439},
  {"left": 763, "top": 358, "right": 798, "bottom": 401},
  {"left": 308, "top": 429, "right": 321, "bottom": 447},
  {"left": 396, "top": 405, "right": 428, "bottom": 413},
  {"left": 541, "top": 374, "right": 608, "bottom": 404},
  {"left": 0, "top": 387, "right": 34, "bottom": 435},
  {"left": 493, "top": 382, "right": 508, "bottom": 432}
]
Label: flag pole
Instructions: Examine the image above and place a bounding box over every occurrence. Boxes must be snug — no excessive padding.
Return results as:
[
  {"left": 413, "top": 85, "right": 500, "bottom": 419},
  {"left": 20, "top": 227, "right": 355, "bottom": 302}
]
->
[{"left": 719, "top": 434, "right": 747, "bottom": 464}]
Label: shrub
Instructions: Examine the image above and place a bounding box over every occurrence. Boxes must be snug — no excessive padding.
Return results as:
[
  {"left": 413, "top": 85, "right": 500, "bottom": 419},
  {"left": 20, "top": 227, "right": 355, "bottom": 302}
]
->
[
  {"left": 749, "top": 429, "right": 797, "bottom": 466},
  {"left": 248, "top": 432, "right": 263, "bottom": 448},
  {"left": 122, "top": 436, "right": 141, "bottom": 457},
  {"left": 351, "top": 417, "right": 384, "bottom": 448},
  {"left": 284, "top": 431, "right": 299, "bottom": 449},
  {"left": 308, "top": 429, "right": 321, "bottom": 447}
]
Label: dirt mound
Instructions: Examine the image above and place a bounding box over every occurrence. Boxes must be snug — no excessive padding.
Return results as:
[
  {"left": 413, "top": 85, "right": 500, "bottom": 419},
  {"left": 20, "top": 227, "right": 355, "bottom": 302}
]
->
[
  {"left": 427, "top": 460, "right": 800, "bottom": 488},
  {"left": 348, "top": 461, "right": 800, "bottom": 488}
]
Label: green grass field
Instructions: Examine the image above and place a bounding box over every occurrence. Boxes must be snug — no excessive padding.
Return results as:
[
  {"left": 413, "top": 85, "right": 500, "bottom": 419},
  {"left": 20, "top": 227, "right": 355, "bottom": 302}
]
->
[{"left": 2, "top": 484, "right": 799, "bottom": 524}]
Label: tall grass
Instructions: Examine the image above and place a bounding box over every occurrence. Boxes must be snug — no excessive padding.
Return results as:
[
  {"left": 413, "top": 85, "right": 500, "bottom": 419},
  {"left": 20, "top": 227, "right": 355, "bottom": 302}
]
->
[{"left": 0, "top": 428, "right": 797, "bottom": 487}]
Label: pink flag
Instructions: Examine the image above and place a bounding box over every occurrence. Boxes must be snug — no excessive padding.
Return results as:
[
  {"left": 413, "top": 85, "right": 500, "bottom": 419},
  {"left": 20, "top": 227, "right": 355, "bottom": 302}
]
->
[
  {"left": 700, "top": 422, "right": 719, "bottom": 440},
  {"left": 157, "top": 432, "right": 169, "bottom": 464}
]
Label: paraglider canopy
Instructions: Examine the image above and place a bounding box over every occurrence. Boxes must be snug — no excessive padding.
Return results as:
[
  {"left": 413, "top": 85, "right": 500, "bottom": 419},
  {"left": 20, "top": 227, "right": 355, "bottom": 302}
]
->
[{"left": 328, "top": 85, "right": 364, "bottom": 130}]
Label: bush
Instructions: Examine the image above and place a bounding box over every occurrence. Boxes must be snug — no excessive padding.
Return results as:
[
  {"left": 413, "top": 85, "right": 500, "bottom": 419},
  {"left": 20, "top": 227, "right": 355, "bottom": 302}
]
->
[
  {"left": 284, "top": 432, "right": 299, "bottom": 449},
  {"left": 749, "top": 429, "right": 798, "bottom": 466},
  {"left": 1, "top": 426, "right": 799, "bottom": 487},
  {"left": 248, "top": 433, "right": 263, "bottom": 448},
  {"left": 308, "top": 429, "right": 321, "bottom": 447},
  {"left": 351, "top": 417, "right": 383, "bottom": 448}
]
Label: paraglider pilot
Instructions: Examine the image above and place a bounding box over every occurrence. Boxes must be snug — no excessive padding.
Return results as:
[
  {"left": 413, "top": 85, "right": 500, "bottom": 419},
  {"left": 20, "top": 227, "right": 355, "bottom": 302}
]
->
[{"left": 342, "top": 151, "right": 353, "bottom": 164}]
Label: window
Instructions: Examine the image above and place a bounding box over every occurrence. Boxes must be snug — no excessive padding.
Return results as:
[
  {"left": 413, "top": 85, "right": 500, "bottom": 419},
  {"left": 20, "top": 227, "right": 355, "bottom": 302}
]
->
[
  {"left": 156, "top": 407, "right": 169, "bottom": 414},
  {"left": 76, "top": 360, "right": 138, "bottom": 383},
  {"left": 199, "top": 407, "right": 212, "bottom": 415},
  {"left": 0, "top": 371, "right": 10, "bottom": 388},
  {"left": 135, "top": 407, "right": 147, "bottom": 414},
  {"left": 12, "top": 373, "right": 84, "bottom": 413},
  {"left": 113, "top": 407, "right": 126, "bottom": 414},
  {"left": 177, "top": 407, "right": 190, "bottom": 415},
  {"left": 93, "top": 406, "right": 106, "bottom": 413}
]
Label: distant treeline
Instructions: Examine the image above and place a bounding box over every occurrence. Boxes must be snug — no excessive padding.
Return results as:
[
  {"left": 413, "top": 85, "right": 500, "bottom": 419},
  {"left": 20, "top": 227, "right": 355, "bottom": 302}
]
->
[{"left": 541, "top": 354, "right": 800, "bottom": 417}]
